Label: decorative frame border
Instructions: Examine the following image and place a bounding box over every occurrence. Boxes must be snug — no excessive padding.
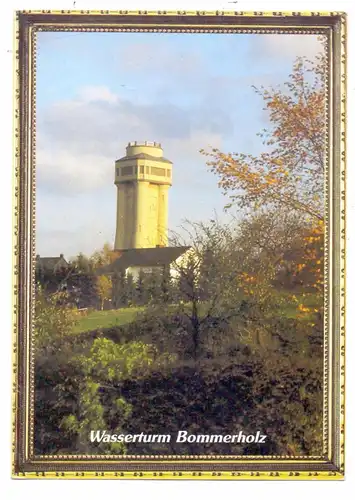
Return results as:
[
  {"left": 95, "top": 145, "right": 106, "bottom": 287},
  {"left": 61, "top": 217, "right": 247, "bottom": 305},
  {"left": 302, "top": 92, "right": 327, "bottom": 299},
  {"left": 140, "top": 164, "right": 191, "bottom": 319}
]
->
[{"left": 12, "top": 10, "right": 346, "bottom": 479}]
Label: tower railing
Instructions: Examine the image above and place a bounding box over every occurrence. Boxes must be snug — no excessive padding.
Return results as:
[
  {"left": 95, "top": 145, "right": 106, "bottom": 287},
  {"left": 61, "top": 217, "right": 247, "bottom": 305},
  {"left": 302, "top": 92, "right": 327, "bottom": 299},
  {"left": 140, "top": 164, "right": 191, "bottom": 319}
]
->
[{"left": 127, "top": 141, "right": 162, "bottom": 148}]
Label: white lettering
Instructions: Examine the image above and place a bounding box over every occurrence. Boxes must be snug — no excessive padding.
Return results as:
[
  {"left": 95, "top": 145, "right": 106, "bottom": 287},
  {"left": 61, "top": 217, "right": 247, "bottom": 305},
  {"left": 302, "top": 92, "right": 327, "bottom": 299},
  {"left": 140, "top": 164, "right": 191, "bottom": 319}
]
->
[
  {"left": 176, "top": 430, "right": 188, "bottom": 442},
  {"left": 90, "top": 430, "right": 106, "bottom": 443}
]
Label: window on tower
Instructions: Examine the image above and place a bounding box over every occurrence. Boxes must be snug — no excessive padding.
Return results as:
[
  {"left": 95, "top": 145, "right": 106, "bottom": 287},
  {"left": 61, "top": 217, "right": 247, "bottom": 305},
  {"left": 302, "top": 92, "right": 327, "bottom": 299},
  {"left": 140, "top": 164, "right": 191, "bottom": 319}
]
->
[
  {"left": 140, "top": 165, "right": 144, "bottom": 174},
  {"left": 151, "top": 166, "right": 165, "bottom": 176},
  {"left": 122, "top": 166, "right": 133, "bottom": 176}
]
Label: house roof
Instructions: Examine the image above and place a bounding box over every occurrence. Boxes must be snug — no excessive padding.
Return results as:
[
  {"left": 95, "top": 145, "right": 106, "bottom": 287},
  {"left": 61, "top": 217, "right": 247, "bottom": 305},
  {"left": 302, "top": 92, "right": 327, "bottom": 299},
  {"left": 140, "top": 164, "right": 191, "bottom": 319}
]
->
[
  {"left": 36, "top": 255, "right": 68, "bottom": 270},
  {"left": 97, "top": 247, "right": 190, "bottom": 275},
  {"left": 116, "top": 153, "right": 173, "bottom": 164}
]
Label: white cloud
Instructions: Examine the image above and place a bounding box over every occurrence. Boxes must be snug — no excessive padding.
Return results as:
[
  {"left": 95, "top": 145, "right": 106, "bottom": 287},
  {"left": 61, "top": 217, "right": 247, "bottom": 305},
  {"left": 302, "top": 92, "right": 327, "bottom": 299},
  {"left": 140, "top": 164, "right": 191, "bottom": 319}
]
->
[
  {"left": 35, "top": 84, "right": 231, "bottom": 255},
  {"left": 79, "top": 86, "right": 120, "bottom": 104},
  {"left": 36, "top": 85, "right": 229, "bottom": 194},
  {"left": 36, "top": 148, "right": 113, "bottom": 192}
]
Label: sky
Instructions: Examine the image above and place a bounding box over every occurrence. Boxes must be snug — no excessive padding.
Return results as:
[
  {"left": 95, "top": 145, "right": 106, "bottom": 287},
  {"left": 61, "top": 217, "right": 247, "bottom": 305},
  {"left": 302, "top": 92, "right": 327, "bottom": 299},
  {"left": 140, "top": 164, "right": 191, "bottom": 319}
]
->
[{"left": 35, "top": 31, "right": 324, "bottom": 259}]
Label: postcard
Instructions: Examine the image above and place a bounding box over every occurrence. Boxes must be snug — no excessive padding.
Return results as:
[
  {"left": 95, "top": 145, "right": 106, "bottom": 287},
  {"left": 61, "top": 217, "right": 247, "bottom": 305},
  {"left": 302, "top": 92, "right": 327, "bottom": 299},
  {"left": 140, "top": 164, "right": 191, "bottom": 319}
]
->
[{"left": 12, "top": 10, "right": 346, "bottom": 479}]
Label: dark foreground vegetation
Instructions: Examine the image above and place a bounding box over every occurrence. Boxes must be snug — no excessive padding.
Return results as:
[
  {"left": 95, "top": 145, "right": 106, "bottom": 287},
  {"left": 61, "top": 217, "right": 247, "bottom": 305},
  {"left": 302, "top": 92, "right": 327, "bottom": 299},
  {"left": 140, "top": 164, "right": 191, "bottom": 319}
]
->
[
  {"left": 35, "top": 304, "right": 323, "bottom": 456},
  {"left": 35, "top": 214, "right": 324, "bottom": 457}
]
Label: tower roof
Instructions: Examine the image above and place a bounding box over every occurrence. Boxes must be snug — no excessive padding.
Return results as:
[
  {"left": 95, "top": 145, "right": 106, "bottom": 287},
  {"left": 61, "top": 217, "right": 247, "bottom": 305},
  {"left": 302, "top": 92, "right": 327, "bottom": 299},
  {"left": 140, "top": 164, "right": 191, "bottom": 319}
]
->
[{"left": 115, "top": 152, "right": 172, "bottom": 164}]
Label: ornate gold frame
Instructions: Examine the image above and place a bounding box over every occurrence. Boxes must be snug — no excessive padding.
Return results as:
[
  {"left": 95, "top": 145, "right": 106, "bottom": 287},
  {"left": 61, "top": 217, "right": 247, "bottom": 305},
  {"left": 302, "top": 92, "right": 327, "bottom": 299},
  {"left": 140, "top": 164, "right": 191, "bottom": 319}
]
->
[{"left": 12, "top": 10, "right": 346, "bottom": 479}]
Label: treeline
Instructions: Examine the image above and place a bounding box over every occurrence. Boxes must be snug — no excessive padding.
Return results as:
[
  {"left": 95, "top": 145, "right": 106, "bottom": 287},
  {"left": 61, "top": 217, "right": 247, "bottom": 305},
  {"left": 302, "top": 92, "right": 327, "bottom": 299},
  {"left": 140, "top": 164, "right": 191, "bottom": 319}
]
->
[
  {"left": 36, "top": 212, "right": 323, "bottom": 313},
  {"left": 35, "top": 241, "right": 232, "bottom": 310},
  {"left": 35, "top": 259, "right": 205, "bottom": 310}
]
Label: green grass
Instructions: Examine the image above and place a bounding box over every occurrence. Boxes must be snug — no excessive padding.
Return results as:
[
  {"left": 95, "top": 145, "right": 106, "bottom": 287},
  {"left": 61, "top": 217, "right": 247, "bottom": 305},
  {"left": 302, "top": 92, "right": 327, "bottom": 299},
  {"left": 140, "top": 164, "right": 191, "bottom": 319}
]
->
[
  {"left": 71, "top": 303, "right": 185, "bottom": 334},
  {"left": 72, "top": 306, "right": 144, "bottom": 334},
  {"left": 72, "top": 291, "right": 322, "bottom": 334}
]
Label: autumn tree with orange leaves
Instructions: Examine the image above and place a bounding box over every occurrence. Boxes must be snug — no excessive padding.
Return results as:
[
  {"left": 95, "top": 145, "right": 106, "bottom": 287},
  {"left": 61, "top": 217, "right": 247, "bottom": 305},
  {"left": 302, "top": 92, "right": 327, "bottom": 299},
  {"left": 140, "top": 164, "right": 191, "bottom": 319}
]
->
[
  {"left": 201, "top": 49, "right": 326, "bottom": 321},
  {"left": 201, "top": 51, "right": 326, "bottom": 222},
  {"left": 200, "top": 50, "right": 327, "bottom": 455}
]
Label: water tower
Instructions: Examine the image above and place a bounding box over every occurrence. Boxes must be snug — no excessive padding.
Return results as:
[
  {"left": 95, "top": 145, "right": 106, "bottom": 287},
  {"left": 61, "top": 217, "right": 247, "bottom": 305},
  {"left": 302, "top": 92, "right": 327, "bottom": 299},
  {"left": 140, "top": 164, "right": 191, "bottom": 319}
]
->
[{"left": 114, "top": 141, "right": 173, "bottom": 250}]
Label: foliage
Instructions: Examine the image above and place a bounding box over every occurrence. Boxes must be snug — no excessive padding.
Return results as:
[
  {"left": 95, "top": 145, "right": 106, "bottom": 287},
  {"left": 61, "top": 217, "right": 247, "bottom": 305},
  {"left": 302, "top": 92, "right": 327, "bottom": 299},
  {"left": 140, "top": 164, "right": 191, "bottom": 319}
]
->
[
  {"left": 35, "top": 50, "right": 326, "bottom": 457},
  {"left": 247, "top": 352, "right": 323, "bottom": 455},
  {"left": 90, "top": 242, "right": 121, "bottom": 270},
  {"left": 71, "top": 252, "right": 92, "bottom": 274},
  {"left": 34, "top": 285, "right": 78, "bottom": 357},
  {"left": 58, "top": 338, "right": 173, "bottom": 454},
  {"left": 35, "top": 286, "right": 173, "bottom": 455},
  {"left": 95, "top": 275, "right": 112, "bottom": 310},
  {"left": 167, "top": 220, "right": 244, "bottom": 359},
  {"left": 200, "top": 54, "right": 326, "bottom": 221}
]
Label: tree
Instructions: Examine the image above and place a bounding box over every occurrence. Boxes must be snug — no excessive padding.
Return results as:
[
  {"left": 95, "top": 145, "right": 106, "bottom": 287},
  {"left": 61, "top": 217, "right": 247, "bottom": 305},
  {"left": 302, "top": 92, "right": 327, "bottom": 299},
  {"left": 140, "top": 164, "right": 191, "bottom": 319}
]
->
[
  {"left": 145, "top": 219, "right": 245, "bottom": 360},
  {"left": 34, "top": 283, "right": 175, "bottom": 455},
  {"left": 201, "top": 52, "right": 326, "bottom": 222},
  {"left": 200, "top": 49, "right": 326, "bottom": 352},
  {"left": 34, "top": 286, "right": 80, "bottom": 453},
  {"left": 90, "top": 242, "right": 121, "bottom": 270},
  {"left": 34, "top": 285, "right": 78, "bottom": 359},
  {"left": 135, "top": 270, "right": 146, "bottom": 306},
  {"left": 124, "top": 273, "right": 136, "bottom": 307},
  {"left": 95, "top": 275, "right": 112, "bottom": 310},
  {"left": 60, "top": 338, "right": 166, "bottom": 454},
  {"left": 71, "top": 252, "right": 92, "bottom": 274}
]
